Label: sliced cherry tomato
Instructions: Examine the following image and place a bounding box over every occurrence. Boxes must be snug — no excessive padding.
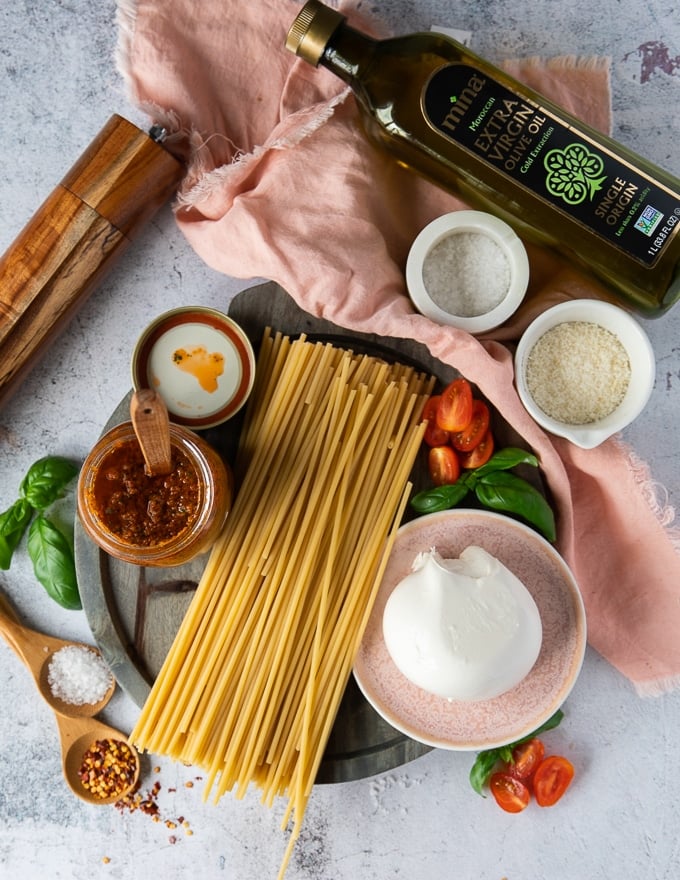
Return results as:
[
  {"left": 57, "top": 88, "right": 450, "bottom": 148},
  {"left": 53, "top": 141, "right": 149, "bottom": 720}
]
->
[
  {"left": 436, "top": 378, "right": 473, "bottom": 432},
  {"left": 450, "top": 399, "right": 490, "bottom": 452},
  {"left": 428, "top": 445, "right": 460, "bottom": 486},
  {"left": 458, "top": 428, "right": 494, "bottom": 469},
  {"left": 533, "top": 755, "right": 574, "bottom": 807},
  {"left": 508, "top": 738, "right": 545, "bottom": 782},
  {"left": 489, "top": 772, "right": 530, "bottom": 813},
  {"left": 421, "top": 396, "right": 450, "bottom": 447}
]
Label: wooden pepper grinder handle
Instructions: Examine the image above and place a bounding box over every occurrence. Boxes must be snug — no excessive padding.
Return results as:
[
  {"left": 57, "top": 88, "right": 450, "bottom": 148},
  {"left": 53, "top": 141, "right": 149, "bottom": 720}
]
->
[{"left": 0, "top": 115, "right": 184, "bottom": 410}]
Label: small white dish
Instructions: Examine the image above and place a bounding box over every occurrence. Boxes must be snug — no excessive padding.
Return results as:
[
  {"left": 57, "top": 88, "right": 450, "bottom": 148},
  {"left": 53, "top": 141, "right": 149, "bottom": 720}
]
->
[
  {"left": 405, "top": 211, "right": 529, "bottom": 333},
  {"left": 353, "top": 509, "right": 586, "bottom": 751},
  {"left": 515, "top": 299, "right": 655, "bottom": 448},
  {"left": 132, "top": 307, "right": 256, "bottom": 430}
]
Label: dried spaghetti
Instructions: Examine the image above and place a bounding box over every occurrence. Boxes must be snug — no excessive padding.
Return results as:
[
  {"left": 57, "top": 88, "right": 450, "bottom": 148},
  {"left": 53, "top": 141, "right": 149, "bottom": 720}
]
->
[{"left": 130, "top": 330, "right": 434, "bottom": 876}]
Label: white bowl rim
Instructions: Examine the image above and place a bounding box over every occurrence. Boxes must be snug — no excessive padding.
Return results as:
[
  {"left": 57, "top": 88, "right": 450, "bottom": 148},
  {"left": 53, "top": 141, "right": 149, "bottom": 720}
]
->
[
  {"left": 406, "top": 210, "right": 530, "bottom": 333},
  {"left": 514, "top": 299, "right": 656, "bottom": 448}
]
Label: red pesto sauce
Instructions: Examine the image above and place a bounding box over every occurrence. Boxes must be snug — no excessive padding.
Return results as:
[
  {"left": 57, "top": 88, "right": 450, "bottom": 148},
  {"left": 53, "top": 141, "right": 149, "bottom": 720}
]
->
[{"left": 90, "top": 439, "right": 201, "bottom": 546}]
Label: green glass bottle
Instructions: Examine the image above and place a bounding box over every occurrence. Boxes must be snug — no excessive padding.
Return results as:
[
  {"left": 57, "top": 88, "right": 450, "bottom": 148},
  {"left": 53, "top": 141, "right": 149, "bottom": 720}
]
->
[{"left": 286, "top": 0, "right": 680, "bottom": 317}]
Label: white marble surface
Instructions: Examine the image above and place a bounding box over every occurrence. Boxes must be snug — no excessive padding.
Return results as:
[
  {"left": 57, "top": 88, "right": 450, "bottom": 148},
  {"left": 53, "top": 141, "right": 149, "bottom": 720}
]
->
[{"left": 1, "top": 1, "right": 679, "bottom": 878}]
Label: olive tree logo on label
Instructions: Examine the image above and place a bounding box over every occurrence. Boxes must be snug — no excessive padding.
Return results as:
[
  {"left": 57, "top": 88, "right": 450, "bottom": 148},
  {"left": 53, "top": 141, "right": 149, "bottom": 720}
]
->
[{"left": 544, "top": 143, "right": 607, "bottom": 205}]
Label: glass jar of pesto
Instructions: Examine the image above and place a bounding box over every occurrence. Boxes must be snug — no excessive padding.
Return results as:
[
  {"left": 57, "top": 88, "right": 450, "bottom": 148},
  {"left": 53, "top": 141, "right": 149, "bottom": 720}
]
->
[{"left": 77, "top": 421, "right": 231, "bottom": 566}]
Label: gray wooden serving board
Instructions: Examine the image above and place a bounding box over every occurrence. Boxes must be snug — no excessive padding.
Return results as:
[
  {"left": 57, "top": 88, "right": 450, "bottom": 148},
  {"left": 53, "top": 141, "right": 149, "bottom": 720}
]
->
[{"left": 75, "top": 280, "right": 535, "bottom": 783}]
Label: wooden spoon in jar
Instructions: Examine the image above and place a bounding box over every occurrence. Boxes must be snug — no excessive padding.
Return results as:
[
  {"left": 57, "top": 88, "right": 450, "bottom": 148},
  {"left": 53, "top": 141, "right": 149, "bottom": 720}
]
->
[
  {"left": 0, "top": 590, "right": 139, "bottom": 804},
  {"left": 130, "top": 388, "right": 173, "bottom": 476}
]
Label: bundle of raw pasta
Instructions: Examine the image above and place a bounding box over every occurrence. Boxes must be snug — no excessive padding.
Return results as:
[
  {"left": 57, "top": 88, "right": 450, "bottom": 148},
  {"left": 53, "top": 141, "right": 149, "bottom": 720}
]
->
[{"left": 130, "top": 329, "right": 434, "bottom": 876}]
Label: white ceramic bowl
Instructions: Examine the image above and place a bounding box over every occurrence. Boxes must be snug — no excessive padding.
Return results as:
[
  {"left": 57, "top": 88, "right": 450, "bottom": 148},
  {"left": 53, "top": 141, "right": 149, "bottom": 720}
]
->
[
  {"left": 515, "top": 299, "right": 655, "bottom": 448},
  {"left": 406, "top": 211, "right": 529, "bottom": 333}
]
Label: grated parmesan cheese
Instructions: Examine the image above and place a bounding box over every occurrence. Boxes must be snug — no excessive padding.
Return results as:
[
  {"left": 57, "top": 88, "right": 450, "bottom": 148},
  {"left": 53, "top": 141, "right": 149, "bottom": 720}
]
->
[{"left": 525, "top": 320, "right": 631, "bottom": 425}]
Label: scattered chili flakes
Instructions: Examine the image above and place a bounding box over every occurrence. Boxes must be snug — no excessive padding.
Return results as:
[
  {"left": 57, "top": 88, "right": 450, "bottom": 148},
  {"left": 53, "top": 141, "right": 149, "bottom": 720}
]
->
[
  {"left": 115, "top": 779, "right": 162, "bottom": 820},
  {"left": 114, "top": 767, "right": 197, "bottom": 844}
]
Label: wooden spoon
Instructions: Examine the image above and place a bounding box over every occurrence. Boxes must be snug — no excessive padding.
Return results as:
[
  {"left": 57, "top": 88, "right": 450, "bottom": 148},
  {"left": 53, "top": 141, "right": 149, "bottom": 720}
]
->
[
  {"left": 0, "top": 591, "right": 139, "bottom": 804},
  {"left": 0, "top": 590, "right": 115, "bottom": 717},
  {"left": 57, "top": 712, "right": 141, "bottom": 805},
  {"left": 130, "top": 388, "right": 173, "bottom": 475}
]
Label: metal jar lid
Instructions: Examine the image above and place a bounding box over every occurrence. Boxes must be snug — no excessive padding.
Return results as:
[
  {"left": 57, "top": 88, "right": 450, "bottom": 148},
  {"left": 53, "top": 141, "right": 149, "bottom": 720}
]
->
[{"left": 285, "top": 0, "right": 345, "bottom": 66}]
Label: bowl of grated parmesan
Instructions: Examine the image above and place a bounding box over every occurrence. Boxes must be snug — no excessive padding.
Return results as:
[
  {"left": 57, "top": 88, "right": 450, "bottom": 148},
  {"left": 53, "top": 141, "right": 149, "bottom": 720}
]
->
[
  {"left": 405, "top": 211, "right": 530, "bottom": 333},
  {"left": 514, "top": 299, "right": 655, "bottom": 448}
]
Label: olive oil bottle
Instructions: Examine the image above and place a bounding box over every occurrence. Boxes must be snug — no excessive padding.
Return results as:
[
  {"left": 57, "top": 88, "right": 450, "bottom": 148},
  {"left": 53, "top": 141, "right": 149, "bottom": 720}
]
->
[{"left": 286, "top": 0, "right": 680, "bottom": 317}]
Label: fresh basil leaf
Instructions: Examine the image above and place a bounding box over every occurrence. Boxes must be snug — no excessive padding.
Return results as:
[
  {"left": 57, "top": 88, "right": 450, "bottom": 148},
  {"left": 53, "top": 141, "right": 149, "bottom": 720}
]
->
[
  {"left": 20, "top": 456, "right": 78, "bottom": 511},
  {"left": 472, "top": 447, "right": 539, "bottom": 478},
  {"left": 475, "top": 471, "right": 557, "bottom": 542},
  {"left": 27, "top": 515, "right": 81, "bottom": 610},
  {"left": 0, "top": 499, "right": 33, "bottom": 569},
  {"left": 410, "top": 480, "right": 471, "bottom": 514},
  {"left": 469, "top": 709, "right": 565, "bottom": 795},
  {"left": 469, "top": 749, "right": 500, "bottom": 796}
]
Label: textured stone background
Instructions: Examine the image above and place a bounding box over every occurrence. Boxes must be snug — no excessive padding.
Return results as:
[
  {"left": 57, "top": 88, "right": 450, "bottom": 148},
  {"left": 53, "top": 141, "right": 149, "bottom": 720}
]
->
[{"left": 1, "top": 2, "right": 679, "bottom": 878}]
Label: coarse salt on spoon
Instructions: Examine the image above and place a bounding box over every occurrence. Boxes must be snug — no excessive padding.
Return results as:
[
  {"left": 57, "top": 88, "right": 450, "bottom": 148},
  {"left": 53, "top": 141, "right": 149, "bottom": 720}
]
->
[{"left": 0, "top": 589, "right": 115, "bottom": 717}]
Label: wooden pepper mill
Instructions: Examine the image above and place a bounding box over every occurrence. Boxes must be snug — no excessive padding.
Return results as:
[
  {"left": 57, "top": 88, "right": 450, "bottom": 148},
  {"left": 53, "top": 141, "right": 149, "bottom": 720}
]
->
[{"left": 0, "top": 115, "right": 184, "bottom": 409}]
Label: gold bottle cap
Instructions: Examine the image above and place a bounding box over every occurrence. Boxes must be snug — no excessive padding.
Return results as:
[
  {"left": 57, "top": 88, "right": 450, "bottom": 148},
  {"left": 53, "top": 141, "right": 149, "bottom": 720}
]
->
[{"left": 285, "top": 0, "right": 345, "bottom": 66}]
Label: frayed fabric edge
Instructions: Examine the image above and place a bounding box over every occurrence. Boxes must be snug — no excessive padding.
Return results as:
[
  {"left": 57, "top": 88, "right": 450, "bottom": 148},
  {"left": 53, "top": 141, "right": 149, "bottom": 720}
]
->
[
  {"left": 633, "top": 673, "right": 680, "bottom": 698},
  {"left": 612, "top": 435, "right": 680, "bottom": 552},
  {"left": 115, "top": 0, "right": 189, "bottom": 156},
  {"left": 176, "top": 88, "right": 352, "bottom": 210}
]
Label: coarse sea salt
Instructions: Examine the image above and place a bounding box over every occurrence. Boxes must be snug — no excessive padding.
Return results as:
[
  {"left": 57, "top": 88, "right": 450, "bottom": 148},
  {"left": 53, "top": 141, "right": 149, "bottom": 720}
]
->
[
  {"left": 47, "top": 645, "right": 114, "bottom": 705},
  {"left": 422, "top": 230, "right": 511, "bottom": 317}
]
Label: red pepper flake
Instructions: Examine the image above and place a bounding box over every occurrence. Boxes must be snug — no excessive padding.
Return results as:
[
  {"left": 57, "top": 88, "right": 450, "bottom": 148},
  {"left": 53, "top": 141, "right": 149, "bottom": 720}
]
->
[{"left": 115, "top": 768, "right": 196, "bottom": 844}]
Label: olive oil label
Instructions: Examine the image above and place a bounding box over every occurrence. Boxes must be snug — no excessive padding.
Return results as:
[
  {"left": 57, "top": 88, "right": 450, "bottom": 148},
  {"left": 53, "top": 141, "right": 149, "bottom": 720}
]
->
[{"left": 423, "top": 64, "right": 680, "bottom": 266}]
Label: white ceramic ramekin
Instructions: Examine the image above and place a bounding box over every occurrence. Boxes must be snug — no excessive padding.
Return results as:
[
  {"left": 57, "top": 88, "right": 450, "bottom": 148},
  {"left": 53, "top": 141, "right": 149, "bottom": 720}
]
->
[
  {"left": 406, "top": 211, "right": 530, "bottom": 333},
  {"left": 514, "top": 299, "right": 656, "bottom": 448}
]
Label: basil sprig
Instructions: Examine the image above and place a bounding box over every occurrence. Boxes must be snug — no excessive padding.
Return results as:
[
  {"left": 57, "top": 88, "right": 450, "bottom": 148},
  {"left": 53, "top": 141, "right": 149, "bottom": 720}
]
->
[
  {"left": 0, "top": 456, "right": 80, "bottom": 609},
  {"left": 410, "top": 447, "right": 556, "bottom": 542},
  {"left": 469, "top": 708, "right": 564, "bottom": 795},
  {"left": 20, "top": 456, "right": 79, "bottom": 510}
]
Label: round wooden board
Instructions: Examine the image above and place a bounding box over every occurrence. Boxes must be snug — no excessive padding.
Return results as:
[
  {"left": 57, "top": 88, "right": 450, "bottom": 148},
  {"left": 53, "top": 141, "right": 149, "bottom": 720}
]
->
[{"left": 75, "top": 281, "right": 541, "bottom": 783}]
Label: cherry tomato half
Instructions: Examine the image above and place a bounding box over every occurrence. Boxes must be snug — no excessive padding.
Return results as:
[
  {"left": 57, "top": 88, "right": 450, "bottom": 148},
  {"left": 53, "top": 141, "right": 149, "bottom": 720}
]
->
[
  {"left": 458, "top": 428, "right": 494, "bottom": 469},
  {"left": 533, "top": 756, "right": 575, "bottom": 807},
  {"left": 508, "top": 738, "right": 545, "bottom": 782},
  {"left": 489, "top": 772, "right": 530, "bottom": 813},
  {"left": 450, "top": 399, "right": 491, "bottom": 452},
  {"left": 436, "top": 378, "right": 473, "bottom": 433},
  {"left": 421, "top": 396, "right": 450, "bottom": 447},
  {"left": 428, "top": 445, "right": 460, "bottom": 486}
]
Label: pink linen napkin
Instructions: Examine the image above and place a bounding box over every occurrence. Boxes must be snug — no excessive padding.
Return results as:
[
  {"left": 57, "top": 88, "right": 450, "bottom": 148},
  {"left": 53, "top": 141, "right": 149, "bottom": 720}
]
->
[{"left": 117, "top": 0, "right": 680, "bottom": 696}]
